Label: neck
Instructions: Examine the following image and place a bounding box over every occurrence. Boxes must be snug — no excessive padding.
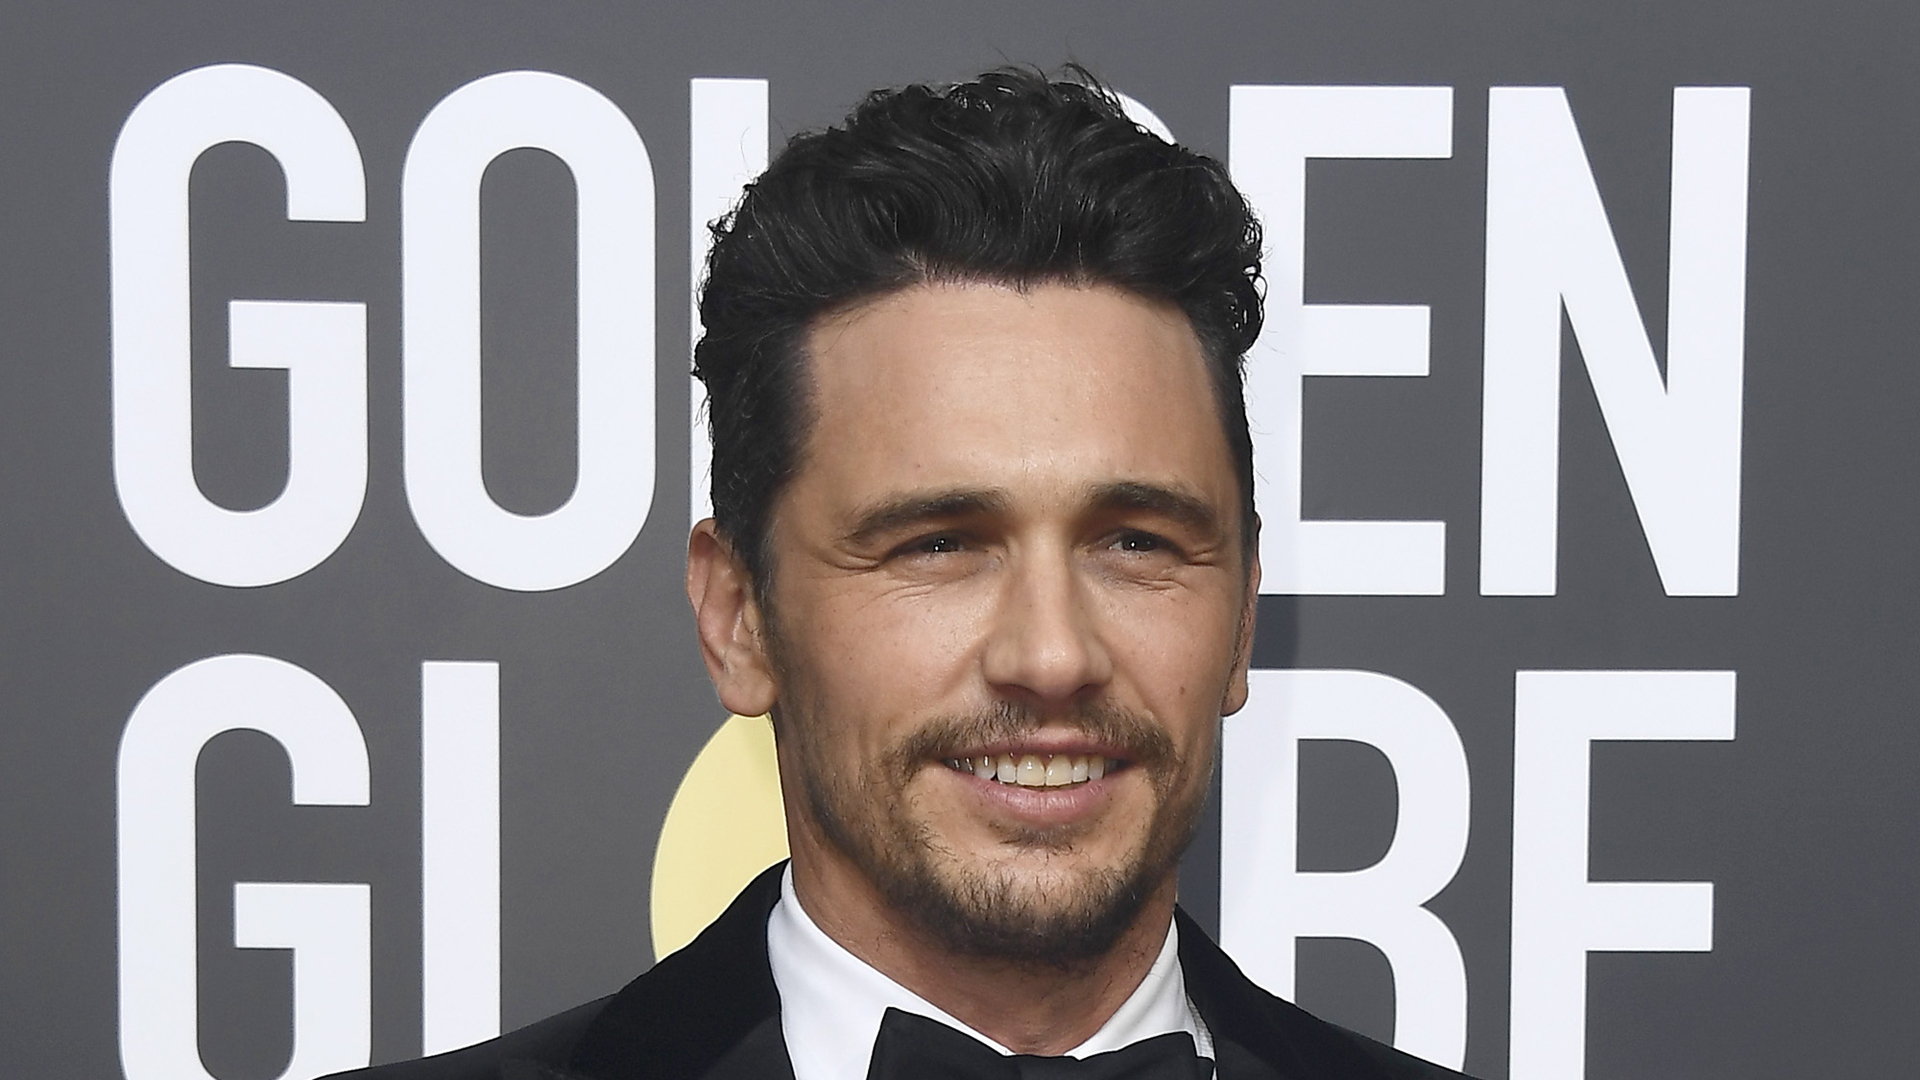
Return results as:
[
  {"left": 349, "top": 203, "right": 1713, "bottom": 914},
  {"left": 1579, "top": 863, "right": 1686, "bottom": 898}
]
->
[{"left": 788, "top": 839, "right": 1177, "bottom": 1055}]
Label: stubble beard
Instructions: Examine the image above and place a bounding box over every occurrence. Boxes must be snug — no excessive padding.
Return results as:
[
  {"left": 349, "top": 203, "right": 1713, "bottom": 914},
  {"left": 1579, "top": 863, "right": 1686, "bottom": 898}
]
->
[{"left": 783, "top": 692, "right": 1210, "bottom": 970}]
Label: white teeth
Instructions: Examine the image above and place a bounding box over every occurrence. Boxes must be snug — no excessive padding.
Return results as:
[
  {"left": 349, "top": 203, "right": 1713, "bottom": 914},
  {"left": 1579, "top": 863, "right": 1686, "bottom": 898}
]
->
[
  {"left": 1017, "top": 755, "right": 1046, "bottom": 786},
  {"left": 959, "top": 752, "right": 1118, "bottom": 787}
]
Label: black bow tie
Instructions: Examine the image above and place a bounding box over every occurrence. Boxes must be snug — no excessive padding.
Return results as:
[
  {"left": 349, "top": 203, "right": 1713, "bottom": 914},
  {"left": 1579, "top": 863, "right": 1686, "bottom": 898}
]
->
[{"left": 865, "top": 1007, "right": 1213, "bottom": 1080}]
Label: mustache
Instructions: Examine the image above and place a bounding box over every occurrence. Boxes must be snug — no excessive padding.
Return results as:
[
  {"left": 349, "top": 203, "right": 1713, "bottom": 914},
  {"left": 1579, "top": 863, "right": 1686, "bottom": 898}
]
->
[{"left": 889, "top": 700, "right": 1178, "bottom": 771}]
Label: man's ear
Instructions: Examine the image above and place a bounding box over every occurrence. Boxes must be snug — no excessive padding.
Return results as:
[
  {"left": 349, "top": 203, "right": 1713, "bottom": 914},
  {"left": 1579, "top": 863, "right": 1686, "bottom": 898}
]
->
[
  {"left": 1222, "top": 517, "right": 1260, "bottom": 716},
  {"left": 686, "top": 519, "right": 778, "bottom": 717}
]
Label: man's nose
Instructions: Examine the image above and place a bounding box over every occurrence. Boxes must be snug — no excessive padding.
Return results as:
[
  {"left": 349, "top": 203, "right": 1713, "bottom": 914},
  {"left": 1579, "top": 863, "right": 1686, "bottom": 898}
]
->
[{"left": 980, "top": 546, "right": 1113, "bottom": 705}]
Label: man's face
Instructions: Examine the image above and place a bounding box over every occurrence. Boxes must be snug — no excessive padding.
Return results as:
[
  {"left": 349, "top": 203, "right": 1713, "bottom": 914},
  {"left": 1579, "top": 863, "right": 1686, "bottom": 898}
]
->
[{"left": 760, "top": 281, "right": 1256, "bottom": 963}]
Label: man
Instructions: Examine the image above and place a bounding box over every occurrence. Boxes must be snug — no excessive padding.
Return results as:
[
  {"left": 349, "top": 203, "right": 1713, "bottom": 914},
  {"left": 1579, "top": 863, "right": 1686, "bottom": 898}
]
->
[{"left": 334, "top": 68, "right": 1472, "bottom": 1080}]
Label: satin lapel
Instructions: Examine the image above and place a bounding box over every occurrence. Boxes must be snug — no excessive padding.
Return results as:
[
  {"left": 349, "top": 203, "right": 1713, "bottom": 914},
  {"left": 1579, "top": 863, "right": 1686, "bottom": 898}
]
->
[
  {"left": 567, "top": 862, "right": 792, "bottom": 1080},
  {"left": 1176, "top": 907, "right": 1475, "bottom": 1079},
  {"left": 1174, "top": 907, "right": 1390, "bottom": 1080},
  {"left": 559, "top": 871, "right": 1433, "bottom": 1080}
]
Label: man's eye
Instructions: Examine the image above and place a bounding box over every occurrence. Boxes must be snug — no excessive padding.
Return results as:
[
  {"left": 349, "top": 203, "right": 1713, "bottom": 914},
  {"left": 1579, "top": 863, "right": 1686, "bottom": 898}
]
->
[
  {"left": 915, "top": 534, "right": 963, "bottom": 554},
  {"left": 1112, "top": 531, "right": 1167, "bottom": 554}
]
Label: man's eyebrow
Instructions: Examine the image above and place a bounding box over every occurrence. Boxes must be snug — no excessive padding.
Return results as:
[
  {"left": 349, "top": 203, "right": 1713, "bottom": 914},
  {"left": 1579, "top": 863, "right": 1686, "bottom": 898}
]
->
[
  {"left": 844, "top": 489, "right": 1012, "bottom": 545},
  {"left": 1088, "top": 481, "right": 1224, "bottom": 536}
]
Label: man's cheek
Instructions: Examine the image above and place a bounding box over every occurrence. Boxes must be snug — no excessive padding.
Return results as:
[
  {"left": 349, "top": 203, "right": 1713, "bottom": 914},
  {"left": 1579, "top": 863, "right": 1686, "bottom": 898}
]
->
[
  {"left": 1119, "top": 785, "right": 1166, "bottom": 834},
  {"left": 908, "top": 775, "right": 983, "bottom": 840}
]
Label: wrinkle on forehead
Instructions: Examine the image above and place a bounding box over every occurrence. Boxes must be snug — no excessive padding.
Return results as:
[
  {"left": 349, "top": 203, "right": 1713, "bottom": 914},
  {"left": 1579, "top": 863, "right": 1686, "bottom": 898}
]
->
[
  {"left": 805, "top": 282, "right": 1217, "bottom": 445},
  {"left": 778, "top": 279, "right": 1245, "bottom": 562}
]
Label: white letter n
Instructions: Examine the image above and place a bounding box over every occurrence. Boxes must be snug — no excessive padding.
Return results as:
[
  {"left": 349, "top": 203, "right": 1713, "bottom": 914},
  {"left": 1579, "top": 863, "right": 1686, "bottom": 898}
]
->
[{"left": 1480, "top": 87, "right": 1750, "bottom": 597}]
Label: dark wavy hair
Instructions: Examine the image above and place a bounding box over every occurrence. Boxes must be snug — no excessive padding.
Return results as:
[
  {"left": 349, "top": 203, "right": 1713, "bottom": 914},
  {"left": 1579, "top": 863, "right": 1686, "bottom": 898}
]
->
[{"left": 693, "top": 66, "right": 1264, "bottom": 594}]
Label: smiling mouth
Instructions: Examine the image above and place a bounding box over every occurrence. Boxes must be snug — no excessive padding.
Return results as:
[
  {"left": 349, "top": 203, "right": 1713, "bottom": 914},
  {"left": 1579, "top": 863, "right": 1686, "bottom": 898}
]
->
[{"left": 942, "top": 754, "right": 1123, "bottom": 788}]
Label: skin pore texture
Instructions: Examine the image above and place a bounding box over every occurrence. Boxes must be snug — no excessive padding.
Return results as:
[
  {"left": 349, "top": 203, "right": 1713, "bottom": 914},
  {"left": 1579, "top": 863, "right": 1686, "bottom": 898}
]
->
[{"left": 686, "top": 281, "right": 1259, "bottom": 1055}]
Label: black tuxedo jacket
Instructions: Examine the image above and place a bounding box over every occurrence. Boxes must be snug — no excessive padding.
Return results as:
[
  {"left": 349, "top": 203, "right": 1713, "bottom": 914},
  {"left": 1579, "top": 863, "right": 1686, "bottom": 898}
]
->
[{"left": 325, "top": 864, "right": 1472, "bottom": 1080}]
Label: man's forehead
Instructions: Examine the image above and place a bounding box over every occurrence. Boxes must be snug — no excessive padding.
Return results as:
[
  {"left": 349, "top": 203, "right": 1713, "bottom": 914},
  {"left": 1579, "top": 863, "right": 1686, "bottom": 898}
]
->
[
  {"left": 777, "top": 280, "right": 1244, "bottom": 544},
  {"left": 801, "top": 280, "right": 1212, "bottom": 418}
]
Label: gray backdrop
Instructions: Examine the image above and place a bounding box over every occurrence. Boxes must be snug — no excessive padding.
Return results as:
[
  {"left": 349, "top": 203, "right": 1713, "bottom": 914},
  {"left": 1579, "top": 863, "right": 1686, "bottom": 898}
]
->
[{"left": 2, "top": 1, "right": 1913, "bottom": 1078}]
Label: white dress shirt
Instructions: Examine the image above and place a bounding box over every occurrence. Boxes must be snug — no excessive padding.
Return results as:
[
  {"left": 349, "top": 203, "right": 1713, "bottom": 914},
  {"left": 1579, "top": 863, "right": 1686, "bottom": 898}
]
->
[{"left": 767, "top": 865, "right": 1213, "bottom": 1080}]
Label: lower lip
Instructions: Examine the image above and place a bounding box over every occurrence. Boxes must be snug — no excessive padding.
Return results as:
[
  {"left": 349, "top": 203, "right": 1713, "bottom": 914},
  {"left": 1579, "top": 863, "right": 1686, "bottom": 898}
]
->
[{"left": 938, "top": 764, "right": 1119, "bottom": 826}]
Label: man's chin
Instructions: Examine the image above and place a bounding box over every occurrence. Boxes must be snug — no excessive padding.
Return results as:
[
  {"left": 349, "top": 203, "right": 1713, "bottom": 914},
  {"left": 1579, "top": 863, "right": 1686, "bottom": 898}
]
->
[{"left": 889, "top": 851, "right": 1159, "bottom": 968}]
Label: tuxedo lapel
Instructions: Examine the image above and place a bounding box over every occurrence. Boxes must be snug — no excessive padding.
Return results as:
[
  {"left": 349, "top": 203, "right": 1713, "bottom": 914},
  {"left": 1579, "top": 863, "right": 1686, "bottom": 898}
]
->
[
  {"left": 554, "top": 864, "right": 1459, "bottom": 1080},
  {"left": 1175, "top": 906, "right": 1339, "bottom": 1079},
  {"left": 567, "top": 862, "right": 792, "bottom": 1080},
  {"left": 1174, "top": 909, "right": 1467, "bottom": 1080}
]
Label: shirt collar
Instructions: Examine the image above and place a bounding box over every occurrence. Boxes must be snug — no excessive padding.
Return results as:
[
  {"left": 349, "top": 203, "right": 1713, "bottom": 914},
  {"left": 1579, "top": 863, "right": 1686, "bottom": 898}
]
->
[{"left": 766, "top": 864, "right": 1212, "bottom": 1080}]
